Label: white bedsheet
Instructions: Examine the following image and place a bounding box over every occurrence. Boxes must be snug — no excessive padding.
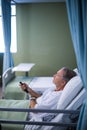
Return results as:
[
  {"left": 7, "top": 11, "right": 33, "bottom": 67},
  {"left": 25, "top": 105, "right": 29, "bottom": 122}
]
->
[{"left": 29, "top": 77, "right": 55, "bottom": 92}]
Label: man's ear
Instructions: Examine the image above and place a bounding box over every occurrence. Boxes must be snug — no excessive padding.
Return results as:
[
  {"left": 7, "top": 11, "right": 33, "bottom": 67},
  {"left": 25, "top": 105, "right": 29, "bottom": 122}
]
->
[{"left": 62, "top": 80, "right": 67, "bottom": 86}]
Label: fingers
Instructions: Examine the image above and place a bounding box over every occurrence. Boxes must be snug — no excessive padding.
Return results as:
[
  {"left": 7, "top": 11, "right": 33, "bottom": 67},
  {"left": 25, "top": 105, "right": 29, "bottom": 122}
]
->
[{"left": 19, "top": 82, "right": 27, "bottom": 90}]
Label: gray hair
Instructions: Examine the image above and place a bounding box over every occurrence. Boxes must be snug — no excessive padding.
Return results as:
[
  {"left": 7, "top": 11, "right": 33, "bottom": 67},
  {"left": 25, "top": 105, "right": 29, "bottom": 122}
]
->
[{"left": 62, "top": 67, "right": 77, "bottom": 82}]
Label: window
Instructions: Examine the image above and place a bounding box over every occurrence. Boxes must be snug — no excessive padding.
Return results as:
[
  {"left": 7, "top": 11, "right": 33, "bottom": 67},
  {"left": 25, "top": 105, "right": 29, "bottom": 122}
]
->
[{"left": 0, "top": 4, "right": 17, "bottom": 53}]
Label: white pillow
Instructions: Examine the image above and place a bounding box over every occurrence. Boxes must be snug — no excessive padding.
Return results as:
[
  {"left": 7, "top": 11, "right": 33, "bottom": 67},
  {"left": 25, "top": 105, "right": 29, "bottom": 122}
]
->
[
  {"left": 57, "top": 75, "right": 83, "bottom": 109},
  {"left": 73, "top": 68, "right": 80, "bottom": 75}
]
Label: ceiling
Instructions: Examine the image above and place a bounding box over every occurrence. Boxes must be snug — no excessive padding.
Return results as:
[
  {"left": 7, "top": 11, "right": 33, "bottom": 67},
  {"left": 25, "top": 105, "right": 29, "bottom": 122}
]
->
[{"left": 12, "top": 0, "right": 65, "bottom": 4}]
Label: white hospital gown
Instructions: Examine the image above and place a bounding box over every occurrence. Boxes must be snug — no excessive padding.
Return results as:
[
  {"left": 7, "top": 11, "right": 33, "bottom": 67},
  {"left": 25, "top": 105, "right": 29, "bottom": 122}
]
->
[
  {"left": 25, "top": 88, "right": 62, "bottom": 130},
  {"left": 34, "top": 88, "right": 62, "bottom": 118}
]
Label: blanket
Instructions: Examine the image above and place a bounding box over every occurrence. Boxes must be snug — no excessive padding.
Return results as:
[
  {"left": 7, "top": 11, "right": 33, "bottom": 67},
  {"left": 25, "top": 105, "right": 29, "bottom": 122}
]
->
[
  {"left": 4, "top": 76, "right": 33, "bottom": 100},
  {"left": 0, "top": 99, "right": 29, "bottom": 130}
]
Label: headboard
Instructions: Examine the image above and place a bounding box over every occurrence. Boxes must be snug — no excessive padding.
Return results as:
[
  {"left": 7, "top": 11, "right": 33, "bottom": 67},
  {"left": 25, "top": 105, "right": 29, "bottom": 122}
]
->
[{"left": 2, "top": 67, "right": 15, "bottom": 98}]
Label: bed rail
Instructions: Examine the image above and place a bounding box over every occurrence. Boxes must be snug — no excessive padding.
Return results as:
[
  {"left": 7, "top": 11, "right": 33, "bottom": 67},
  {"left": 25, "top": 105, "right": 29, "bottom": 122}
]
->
[{"left": 0, "top": 108, "right": 80, "bottom": 127}]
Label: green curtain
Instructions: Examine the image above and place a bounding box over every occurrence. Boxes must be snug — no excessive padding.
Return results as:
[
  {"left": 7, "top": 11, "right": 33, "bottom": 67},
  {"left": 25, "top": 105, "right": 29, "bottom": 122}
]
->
[{"left": 66, "top": 0, "right": 87, "bottom": 129}]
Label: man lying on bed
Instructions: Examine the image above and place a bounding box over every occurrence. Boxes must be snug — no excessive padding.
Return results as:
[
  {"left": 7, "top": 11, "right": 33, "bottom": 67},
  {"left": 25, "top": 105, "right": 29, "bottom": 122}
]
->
[{"left": 20, "top": 67, "right": 76, "bottom": 120}]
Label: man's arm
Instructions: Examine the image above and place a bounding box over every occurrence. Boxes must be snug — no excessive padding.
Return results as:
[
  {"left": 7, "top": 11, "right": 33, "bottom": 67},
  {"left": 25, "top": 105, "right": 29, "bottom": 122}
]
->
[{"left": 20, "top": 82, "right": 41, "bottom": 98}]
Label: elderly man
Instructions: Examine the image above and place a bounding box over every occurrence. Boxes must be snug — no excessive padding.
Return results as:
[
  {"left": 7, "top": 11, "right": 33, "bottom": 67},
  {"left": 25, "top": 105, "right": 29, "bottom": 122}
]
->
[
  {"left": 20, "top": 67, "right": 76, "bottom": 130},
  {"left": 20, "top": 67, "right": 76, "bottom": 111}
]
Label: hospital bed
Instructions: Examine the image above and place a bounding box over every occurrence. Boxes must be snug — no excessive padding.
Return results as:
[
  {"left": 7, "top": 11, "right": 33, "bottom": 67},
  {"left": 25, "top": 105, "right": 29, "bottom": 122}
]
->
[
  {"left": 2, "top": 67, "right": 54, "bottom": 99},
  {"left": 2, "top": 67, "right": 32, "bottom": 99},
  {"left": 0, "top": 68, "right": 86, "bottom": 130}
]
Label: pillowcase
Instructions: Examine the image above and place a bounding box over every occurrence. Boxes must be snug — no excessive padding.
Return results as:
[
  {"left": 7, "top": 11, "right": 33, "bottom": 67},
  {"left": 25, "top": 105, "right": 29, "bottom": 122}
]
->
[{"left": 57, "top": 75, "right": 83, "bottom": 109}]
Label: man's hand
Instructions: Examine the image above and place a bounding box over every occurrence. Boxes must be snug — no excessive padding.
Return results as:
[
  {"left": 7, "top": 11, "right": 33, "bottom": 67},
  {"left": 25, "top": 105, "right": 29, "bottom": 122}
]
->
[
  {"left": 19, "top": 82, "right": 41, "bottom": 98},
  {"left": 19, "top": 82, "right": 29, "bottom": 93},
  {"left": 30, "top": 99, "right": 36, "bottom": 108}
]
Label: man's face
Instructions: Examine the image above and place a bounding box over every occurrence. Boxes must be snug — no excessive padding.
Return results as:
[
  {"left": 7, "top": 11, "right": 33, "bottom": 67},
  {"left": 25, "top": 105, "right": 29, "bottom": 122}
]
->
[{"left": 53, "top": 69, "right": 65, "bottom": 87}]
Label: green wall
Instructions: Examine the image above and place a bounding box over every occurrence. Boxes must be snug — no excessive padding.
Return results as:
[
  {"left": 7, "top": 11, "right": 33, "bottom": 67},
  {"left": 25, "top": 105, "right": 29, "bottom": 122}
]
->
[{"left": 13, "top": 3, "right": 77, "bottom": 76}]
